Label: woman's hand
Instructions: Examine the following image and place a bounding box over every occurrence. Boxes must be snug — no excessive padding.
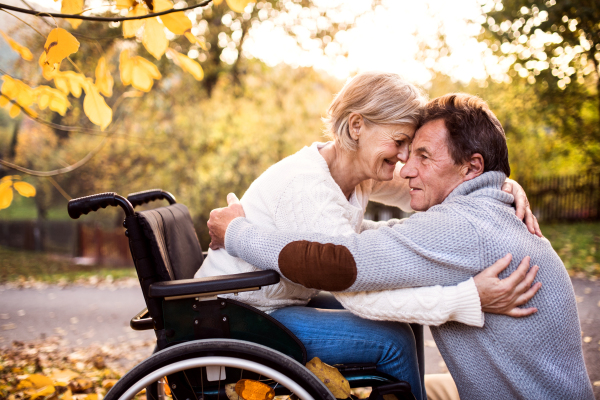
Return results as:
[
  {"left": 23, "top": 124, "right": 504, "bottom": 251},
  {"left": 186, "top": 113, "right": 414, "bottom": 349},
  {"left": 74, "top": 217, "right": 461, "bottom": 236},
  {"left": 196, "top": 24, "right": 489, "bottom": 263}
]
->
[
  {"left": 474, "top": 254, "right": 542, "bottom": 317},
  {"left": 207, "top": 193, "right": 245, "bottom": 250},
  {"left": 502, "top": 178, "right": 542, "bottom": 237}
]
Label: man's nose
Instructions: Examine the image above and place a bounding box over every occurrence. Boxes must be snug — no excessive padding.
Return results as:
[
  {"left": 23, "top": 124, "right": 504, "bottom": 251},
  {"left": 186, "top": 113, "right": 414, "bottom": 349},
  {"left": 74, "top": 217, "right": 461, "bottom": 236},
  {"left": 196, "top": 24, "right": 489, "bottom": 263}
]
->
[{"left": 400, "top": 158, "right": 417, "bottom": 179}]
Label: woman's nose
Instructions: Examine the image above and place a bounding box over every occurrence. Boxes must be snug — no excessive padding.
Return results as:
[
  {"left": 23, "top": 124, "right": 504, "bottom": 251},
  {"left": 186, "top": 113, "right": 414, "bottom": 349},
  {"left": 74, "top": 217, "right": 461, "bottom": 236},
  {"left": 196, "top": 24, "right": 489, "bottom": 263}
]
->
[{"left": 397, "top": 146, "right": 409, "bottom": 163}]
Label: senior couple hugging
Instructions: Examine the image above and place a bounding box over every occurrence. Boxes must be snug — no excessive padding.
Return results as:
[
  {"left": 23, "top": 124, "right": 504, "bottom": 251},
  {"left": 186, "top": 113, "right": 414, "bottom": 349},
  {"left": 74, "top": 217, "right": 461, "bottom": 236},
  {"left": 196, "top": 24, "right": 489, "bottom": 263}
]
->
[{"left": 197, "top": 72, "right": 594, "bottom": 400}]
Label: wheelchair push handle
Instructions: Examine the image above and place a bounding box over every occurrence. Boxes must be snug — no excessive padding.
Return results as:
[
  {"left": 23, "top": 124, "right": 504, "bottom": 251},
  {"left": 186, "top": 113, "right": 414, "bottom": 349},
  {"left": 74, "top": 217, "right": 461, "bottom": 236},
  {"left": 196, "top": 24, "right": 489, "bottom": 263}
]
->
[
  {"left": 68, "top": 192, "right": 135, "bottom": 219},
  {"left": 127, "top": 189, "right": 176, "bottom": 208}
]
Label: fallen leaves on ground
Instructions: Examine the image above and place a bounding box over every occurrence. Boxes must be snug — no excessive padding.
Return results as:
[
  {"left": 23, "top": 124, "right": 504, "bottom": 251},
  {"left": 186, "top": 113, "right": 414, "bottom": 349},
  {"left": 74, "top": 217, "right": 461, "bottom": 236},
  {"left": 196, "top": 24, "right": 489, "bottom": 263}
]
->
[
  {"left": 0, "top": 337, "right": 154, "bottom": 400},
  {"left": 305, "top": 357, "right": 351, "bottom": 399}
]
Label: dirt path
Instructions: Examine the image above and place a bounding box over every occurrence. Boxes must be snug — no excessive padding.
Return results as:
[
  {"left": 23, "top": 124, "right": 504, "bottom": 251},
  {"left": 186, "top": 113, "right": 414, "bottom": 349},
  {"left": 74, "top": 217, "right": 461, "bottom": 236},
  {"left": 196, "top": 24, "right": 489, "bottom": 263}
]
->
[{"left": 1, "top": 277, "right": 598, "bottom": 397}]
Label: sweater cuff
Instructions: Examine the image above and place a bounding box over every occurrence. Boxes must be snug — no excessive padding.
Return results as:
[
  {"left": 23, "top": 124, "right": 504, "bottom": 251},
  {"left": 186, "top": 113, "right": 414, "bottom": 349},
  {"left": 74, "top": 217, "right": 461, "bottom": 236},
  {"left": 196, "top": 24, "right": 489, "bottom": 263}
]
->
[
  {"left": 446, "top": 278, "right": 485, "bottom": 327},
  {"left": 224, "top": 217, "right": 250, "bottom": 258}
]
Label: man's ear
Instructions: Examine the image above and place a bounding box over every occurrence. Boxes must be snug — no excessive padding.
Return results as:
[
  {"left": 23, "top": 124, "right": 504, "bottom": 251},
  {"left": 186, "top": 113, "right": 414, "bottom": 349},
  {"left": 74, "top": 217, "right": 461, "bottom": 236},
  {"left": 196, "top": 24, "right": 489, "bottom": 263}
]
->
[
  {"left": 348, "top": 113, "right": 363, "bottom": 141},
  {"left": 462, "top": 153, "right": 484, "bottom": 181}
]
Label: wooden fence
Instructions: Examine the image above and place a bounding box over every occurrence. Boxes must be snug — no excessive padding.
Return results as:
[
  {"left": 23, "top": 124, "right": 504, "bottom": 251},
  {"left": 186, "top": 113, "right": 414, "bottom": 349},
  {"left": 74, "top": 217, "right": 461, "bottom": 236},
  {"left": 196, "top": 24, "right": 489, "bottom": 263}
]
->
[
  {"left": 366, "top": 173, "right": 600, "bottom": 223},
  {"left": 520, "top": 173, "right": 600, "bottom": 222},
  {"left": 0, "top": 221, "right": 132, "bottom": 266}
]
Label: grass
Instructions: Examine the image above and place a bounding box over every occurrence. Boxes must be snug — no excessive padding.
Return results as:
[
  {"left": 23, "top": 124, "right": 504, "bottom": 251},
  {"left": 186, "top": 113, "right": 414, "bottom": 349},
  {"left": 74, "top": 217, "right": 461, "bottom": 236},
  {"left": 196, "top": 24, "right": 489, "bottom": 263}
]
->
[
  {"left": 540, "top": 221, "right": 600, "bottom": 278},
  {"left": 0, "top": 222, "right": 599, "bottom": 283},
  {"left": 0, "top": 195, "right": 72, "bottom": 221},
  {"left": 0, "top": 246, "right": 136, "bottom": 284}
]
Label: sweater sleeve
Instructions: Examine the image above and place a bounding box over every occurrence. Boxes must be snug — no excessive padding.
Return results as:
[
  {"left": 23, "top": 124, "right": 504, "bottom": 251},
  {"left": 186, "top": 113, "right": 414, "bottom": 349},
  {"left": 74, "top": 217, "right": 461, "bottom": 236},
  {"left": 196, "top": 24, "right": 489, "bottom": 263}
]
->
[
  {"left": 224, "top": 203, "right": 483, "bottom": 292},
  {"left": 333, "top": 278, "right": 484, "bottom": 327},
  {"left": 368, "top": 164, "right": 413, "bottom": 212}
]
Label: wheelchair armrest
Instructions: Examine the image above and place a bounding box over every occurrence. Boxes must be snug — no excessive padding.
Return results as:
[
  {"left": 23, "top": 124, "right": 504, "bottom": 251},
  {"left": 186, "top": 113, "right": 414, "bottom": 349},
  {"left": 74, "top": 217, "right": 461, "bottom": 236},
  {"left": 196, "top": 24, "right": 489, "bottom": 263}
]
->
[
  {"left": 130, "top": 307, "right": 154, "bottom": 331},
  {"left": 148, "top": 270, "right": 280, "bottom": 300}
]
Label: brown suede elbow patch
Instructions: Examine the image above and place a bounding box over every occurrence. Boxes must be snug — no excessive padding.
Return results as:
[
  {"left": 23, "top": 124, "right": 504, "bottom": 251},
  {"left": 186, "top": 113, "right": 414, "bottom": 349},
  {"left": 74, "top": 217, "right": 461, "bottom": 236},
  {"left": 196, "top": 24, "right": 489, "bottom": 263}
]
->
[{"left": 278, "top": 241, "right": 357, "bottom": 291}]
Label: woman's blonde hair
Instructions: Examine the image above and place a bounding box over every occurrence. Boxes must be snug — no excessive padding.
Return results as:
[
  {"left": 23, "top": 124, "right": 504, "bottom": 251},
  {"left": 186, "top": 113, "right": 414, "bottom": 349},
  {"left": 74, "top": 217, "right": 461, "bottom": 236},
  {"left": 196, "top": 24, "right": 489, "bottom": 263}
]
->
[{"left": 324, "top": 72, "right": 426, "bottom": 151}]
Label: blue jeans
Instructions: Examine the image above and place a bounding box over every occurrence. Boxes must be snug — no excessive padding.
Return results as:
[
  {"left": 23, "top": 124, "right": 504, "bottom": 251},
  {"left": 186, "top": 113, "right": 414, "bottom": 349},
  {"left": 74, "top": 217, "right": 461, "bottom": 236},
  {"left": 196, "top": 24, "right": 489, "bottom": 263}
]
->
[{"left": 271, "top": 303, "right": 424, "bottom": 400}]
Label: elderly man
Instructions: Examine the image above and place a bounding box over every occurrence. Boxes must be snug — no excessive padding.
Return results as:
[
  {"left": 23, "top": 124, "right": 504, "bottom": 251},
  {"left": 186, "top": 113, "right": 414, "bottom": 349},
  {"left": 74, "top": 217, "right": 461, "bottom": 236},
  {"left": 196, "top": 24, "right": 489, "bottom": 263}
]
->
[{"left": 207, "top": 93, "right": 593, "bottom": 399}]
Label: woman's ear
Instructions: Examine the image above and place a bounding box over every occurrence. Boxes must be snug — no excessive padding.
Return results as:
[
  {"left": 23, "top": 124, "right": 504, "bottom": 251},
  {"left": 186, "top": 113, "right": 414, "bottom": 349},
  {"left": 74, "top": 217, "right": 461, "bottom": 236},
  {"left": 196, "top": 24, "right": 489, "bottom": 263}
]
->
[
  {"left": 348, "top": 113, "right": 363, "bottom": 141},
  {"left": 462, "top": 153, "right": 484, "bottom": 180}
]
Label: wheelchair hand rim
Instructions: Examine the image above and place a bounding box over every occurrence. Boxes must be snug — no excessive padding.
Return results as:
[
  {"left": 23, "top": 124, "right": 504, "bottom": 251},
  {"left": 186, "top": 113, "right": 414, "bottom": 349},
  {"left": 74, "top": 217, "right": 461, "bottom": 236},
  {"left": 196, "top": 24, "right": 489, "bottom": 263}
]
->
[{"left": 117, "top": 356, "right": 316, "bottom": 400}]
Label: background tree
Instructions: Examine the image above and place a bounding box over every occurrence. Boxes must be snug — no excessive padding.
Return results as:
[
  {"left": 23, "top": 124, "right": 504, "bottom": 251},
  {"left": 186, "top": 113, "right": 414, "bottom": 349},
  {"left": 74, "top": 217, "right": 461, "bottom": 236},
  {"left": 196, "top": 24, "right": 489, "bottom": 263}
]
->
[{"left": 480, "top": 0, "right": 600, "bottom": 171}]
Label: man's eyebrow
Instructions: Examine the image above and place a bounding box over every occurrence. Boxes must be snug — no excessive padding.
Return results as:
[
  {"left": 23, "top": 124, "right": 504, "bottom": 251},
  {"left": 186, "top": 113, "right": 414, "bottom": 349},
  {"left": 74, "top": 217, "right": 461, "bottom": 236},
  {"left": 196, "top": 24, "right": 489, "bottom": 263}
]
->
[{"left": 413, "top": 146, "right": 430, "bottom": 155}]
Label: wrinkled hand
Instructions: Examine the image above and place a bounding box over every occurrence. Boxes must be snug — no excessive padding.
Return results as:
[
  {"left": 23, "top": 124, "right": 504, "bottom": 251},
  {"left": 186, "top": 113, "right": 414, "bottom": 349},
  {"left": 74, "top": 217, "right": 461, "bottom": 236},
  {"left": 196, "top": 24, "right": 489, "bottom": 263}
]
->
[
  {"left": 502, "top": 179, "right": 542, "bottom": 237},
  {"left": 474, "top": 254, "right": 542, "bottom": 317},
  {"left": 207, "top": 193, "right": 246, "bottom": 250}
]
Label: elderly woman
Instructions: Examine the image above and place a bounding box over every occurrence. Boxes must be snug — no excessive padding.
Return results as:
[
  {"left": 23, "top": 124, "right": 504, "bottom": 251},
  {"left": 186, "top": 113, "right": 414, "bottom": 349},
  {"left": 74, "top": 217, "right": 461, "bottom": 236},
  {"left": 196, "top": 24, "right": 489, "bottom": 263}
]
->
[{"left": 197, "top": 72, "right": 539, "bottom": 400}]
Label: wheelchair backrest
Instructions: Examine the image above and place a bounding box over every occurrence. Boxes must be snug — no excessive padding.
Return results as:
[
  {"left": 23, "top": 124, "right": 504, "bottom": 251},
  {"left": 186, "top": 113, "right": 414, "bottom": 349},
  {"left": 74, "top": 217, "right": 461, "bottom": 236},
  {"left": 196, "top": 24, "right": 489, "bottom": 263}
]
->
[{"left": 137, "top": 204, "right": 203, "bottom": 281}]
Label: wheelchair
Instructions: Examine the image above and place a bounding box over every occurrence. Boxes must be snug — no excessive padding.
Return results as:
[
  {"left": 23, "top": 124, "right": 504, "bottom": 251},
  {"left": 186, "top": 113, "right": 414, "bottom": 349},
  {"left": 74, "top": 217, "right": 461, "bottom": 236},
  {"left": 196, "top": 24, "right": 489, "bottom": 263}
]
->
[{"left": 67, "top": 189, "right": 423, "bottom": 400}]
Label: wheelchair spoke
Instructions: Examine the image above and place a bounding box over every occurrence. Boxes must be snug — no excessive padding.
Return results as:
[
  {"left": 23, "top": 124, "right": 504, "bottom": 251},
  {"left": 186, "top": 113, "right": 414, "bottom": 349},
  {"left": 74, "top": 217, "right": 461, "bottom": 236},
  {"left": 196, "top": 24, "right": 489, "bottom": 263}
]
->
[
  {"left": 216, "top": 365, "right": 222, "bottom": 400},
  {"left": 200, "top": 367, "right": 204, "bottom": 400},
  {"left": 182, "top": 371, "right": 196, "bottom": 400}
]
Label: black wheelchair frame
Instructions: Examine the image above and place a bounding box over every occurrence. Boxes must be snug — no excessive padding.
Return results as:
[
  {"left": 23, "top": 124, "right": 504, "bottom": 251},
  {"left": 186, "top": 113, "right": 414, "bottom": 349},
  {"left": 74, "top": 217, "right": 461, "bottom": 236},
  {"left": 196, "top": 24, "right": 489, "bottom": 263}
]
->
[{"left": 67, "top": 189, "right": 422, "bottom": 400}]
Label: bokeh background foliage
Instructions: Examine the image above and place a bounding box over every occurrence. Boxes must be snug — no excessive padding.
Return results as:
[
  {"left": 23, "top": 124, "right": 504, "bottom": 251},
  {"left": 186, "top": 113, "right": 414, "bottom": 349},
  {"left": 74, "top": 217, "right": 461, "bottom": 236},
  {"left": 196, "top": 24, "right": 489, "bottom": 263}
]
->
[{"left": 0, "top": 0, "right": 598, "bottom": 248}]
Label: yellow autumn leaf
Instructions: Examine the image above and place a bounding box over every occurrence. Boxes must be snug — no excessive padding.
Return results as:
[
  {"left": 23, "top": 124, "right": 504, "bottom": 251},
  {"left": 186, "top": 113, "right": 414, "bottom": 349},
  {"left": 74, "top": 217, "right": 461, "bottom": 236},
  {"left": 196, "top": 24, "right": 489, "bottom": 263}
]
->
[
  {"left": 116, "top": 0, "right": 134, "bottom": 9},
  {"left": 17, "top": 374, "right": 54, "bottom": 390},
  {"left": 161, "top": 11, "right": 192, "bottom": 35},
  {"left": 119, "top": 49, "right": 133, "bottom": 85},
  {"left": 168, "top": 48, "right": 203, "bottom": 80},
  {"left": 61, "top": 388, "right": 73, "bottom": 400},
  {"left": 233, "top": 379, "right": 275, "bottom": 400},
  {"left": 1, "top": 76, "right": 36, "bottom": 116},
  {"left": 0, "top": 30, "right": 33, "bottom": 61},
  {"left": 9, "top": 103, "right": 20, "bottom": 117},
  {"left": 95, "top": 57, "right": 113, "bottom": 97},
  {"left": 34, "top": 86, "right": 71, "bottom": 115},
  {"left": 53, "top": 70, "right": 86, "bottom": 98},
  {"left": 39, "top": 52, "right": 56, "bottom": 80},
  {"left": 0, "top": 181, "right": 12, "bottom": 210},
  {"left": 61, "top": 0, "right": 84, "bottom": 29},
  {"left": 123, "top": 3, "right": 148, "bottom": 38},
  {"left": 82, "top": 80, "right": 112, "bottom": 130},
  {"left": 42, "top": 28, "right": 80, "bottom": 69},
  {"left": 14, "top": 182, "right": 36, "bottom": 197},
  {"left": 48, "top": 370, "right": 79, "bottom": 383},
  {"left": 213, "top": 0, "right": 223, "bottom": 5},
  {"left": 226, "top": 0, "right": 250, "bottom": 13},
  {"left": 153, "top": 0, "right": 173, "bottom": 12},
  {"left": 0, "top": 95, "right": 8, "bottom": 107},
  {"left": 305, "top": 357, "right": 351, "bottom": 399},
  {"left": 183, "top": 32, "right": 206, "bottom": 49},
  {"left": 120, "top": 50, "right": 162, "bottom": 91},
  {"left": 152, "top": 0, "right": 191, "bottom": 35},
  {"left": 143, "top": 17, "right": 168, "bottom": 59},
  {"left": 30, "top": 385, "right": 55, "bottom": 400}
]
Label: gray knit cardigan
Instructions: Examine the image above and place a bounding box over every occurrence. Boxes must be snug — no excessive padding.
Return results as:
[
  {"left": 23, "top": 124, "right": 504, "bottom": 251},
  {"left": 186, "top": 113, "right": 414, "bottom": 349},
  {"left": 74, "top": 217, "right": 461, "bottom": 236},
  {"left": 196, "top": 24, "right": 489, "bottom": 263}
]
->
[{"left": 225, "top": 171, "right": 594, "bottom": 399}]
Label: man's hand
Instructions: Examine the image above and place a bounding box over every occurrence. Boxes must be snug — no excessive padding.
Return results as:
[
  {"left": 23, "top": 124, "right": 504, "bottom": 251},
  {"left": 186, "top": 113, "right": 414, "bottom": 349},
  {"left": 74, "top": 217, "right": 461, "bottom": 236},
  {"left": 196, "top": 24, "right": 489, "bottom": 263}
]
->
[
  {"left": 207, "top": 193, "right": 246, "bottom": 250},
  {"left": 502, "top": 179, "right": 542, "bottom": 237},
  {"left": 474, "top": 254, "right": 542, "bottom": 317}
]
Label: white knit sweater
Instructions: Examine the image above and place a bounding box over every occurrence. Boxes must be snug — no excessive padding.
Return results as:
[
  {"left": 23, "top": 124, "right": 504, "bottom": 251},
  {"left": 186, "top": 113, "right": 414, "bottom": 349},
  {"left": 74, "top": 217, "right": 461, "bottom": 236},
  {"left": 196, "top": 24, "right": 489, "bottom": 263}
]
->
[{"left": 197, "top": 142, "right": 483, "bottom": 326}]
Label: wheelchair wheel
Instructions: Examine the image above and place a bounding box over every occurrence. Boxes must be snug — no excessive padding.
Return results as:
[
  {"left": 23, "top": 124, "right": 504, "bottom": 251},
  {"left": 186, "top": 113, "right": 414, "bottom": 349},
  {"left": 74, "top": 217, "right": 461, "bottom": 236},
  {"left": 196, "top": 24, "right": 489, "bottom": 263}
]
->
[{"left": 106, "top": 339, "right": 335, "bottom": 400}]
